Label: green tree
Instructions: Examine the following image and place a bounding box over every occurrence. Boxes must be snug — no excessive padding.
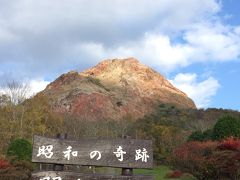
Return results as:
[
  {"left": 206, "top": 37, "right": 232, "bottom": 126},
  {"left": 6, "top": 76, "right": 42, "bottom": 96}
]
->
[{"left": 212, "top": 116, "right": 240, "bottom": 140}]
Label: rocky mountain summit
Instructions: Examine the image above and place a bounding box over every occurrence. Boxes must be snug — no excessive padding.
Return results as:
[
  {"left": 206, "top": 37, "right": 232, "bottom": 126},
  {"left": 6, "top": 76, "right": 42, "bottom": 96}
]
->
[{"left": 42, "top": 58, "right": 196, "bottom": 121}]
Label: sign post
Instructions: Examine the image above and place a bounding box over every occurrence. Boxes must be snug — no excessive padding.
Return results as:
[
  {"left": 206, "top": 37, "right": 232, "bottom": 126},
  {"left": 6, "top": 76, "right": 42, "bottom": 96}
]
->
[{"left": 31, "top": 135, "right": 153, "bottom": 180}]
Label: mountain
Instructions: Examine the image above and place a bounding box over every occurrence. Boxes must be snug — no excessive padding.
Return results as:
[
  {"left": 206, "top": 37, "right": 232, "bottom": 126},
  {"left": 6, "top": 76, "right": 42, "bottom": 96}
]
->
[{"left": 42, "top": 58, "right": 196, "bottom": 121}]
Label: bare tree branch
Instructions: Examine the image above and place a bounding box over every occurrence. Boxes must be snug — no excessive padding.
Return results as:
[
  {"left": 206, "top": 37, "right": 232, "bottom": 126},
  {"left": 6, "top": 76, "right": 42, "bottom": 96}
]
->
[{"left": 3, "top": 80, "right": 30, "bottom": 105}]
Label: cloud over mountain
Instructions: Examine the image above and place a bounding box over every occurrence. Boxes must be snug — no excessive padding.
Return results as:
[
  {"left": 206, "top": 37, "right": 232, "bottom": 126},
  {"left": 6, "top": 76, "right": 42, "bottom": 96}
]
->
[
  {"left": 0, "top": 0, "right": 239, "bottom": 108},
  {"left": 170, "top": 73, "right": 220, "bottom": 108}
]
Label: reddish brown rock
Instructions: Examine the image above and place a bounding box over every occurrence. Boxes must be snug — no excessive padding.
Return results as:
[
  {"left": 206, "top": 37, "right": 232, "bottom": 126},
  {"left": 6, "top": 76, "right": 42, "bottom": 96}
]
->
[{"left": 42, "top": 58, "right": 196, "bottom": 121}]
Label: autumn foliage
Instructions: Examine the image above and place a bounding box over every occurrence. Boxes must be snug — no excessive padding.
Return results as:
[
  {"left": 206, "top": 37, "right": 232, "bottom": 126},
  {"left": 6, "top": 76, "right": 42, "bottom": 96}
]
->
[
  {"left": 0, "top": 158, "right": 11, "bottom": 169},
  {"left": 0, "top": 93, "right": 63, "bottom": 154},
  {"left": 171, "top": 138, "right": 240, "bottom": 180},
  {"left": 165, "top": 170, "right": 183, "bottom": 178},
  {"left": 218, "top": 137, "right": 240, "bottom": 151}
]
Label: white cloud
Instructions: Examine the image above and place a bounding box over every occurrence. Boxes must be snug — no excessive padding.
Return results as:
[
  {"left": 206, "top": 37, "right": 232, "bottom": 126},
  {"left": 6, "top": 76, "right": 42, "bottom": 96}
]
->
[
  {"left": 184, "top": 23, "right": 240, "bottom": 62},
  {"left": 28, "top": 79, "right": 49, "bottom": 96},
  {"left": 0, "top": 27, "right": 19, "bottom": 44},
  {"left": 0, "top": 0, "right": 219, "bottom": 34},
  {"left": 73, "top": 22, "right": 240, "bottom": 73},
  {"left": 0, "top": 0, "right": 238, "bottom": 111},
  {"left": 170, "top": 73, "right": 220, "bottom": 108},
  {"left": 0, "top": 0, "right": 222, "bottom": 68}
]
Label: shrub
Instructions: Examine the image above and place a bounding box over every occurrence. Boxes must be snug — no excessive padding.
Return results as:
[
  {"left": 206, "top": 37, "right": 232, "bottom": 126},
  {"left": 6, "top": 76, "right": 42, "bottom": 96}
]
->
[
  {"left": 171, "top": 141, "right": 217, "bottom": 179},
  {"left": 188, "top": 129, "right": 213, "bottom": 142},
  {"left": 0, "top": 160, "right": 33, "bottom": 180},
  {"left": 166, "top": 170, "right": 183, "bottom": 178},
  {"left": 218, "top": 138, "right": 240, "bottom": 151},
  {"left": 210, "top": 150, "right": 240, "bottom": 179},
  {"left": 202, "top": 129, "right": 213, "bottom": 140},
  {"left": 0, "top": 158, "right": 10, "bottom": 169},
  {"left": 7, "top": 138, "right": 32, "bottom": 161},
  {"left": 188, "top": 131, "right": 204, "bottom": 141},
  {"left": 11, "top": 159, "right": 34, "bottom": 171},
  {"left": 212, "top": 116, "right": 240, "bottom": 140},
  {"left": 171, "top": 139, "right": 240, "bottom": 179}
]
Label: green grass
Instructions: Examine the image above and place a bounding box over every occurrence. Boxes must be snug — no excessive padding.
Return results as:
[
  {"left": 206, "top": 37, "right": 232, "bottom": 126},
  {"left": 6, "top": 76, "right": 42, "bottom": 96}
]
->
[
  {"left": 94, "top": 166, "right": 196, "bottom": 180},
  {"left": 135, "top": 166, "right": 170, "bottom": 179},
  {"left": 134, "top": 166, "right": 196, "bottom": 180}
]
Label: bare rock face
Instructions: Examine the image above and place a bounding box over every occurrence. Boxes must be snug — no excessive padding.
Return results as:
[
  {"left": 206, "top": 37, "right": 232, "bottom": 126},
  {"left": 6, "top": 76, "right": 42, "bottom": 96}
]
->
[{"left": 43, "top": 58, "right": 196, "bottom": 121}]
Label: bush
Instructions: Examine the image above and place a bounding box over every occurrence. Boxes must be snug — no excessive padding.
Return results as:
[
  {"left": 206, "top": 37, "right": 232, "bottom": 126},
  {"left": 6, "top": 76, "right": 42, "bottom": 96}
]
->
[
  {"left": 171, "top": 139, "right": 240, "bottom": 179},
  {"left": 166, "top": 170, "right": 183, "bottom": 178},
  {"left": 0, "top": 160, "right": 33, "bottom": 180},
  {"left": 188, "top": 129, "right": 213, "bottom": 142},
  {"left": 7, "top": 138, "right": 32, "bottom": 161},
  {"left": 171, "top": 141, "right": 217, "bottom": 179},
  {"left": 218, "top": 138, "right": 240, "bottom": 151},
  {"left": 203, "top": 129, "right": 213, "bottom": 140},
  {"left": 0, "top": 158, "right": 11, "bottom": 169},
  {"left": 188, "top": 131, "right": 204, "bottom": 142},
  {"left": 212, "top": 116, "right": 240, "bottom": 140},
  {"left": 11, "top": 159, "right": 34, "bottom": 171},
  {"left": 213, "top": 138, "right": 240, "bottom": 179},
  {"left": 210, "top": 150, "right": 240, "bottom": 179}
]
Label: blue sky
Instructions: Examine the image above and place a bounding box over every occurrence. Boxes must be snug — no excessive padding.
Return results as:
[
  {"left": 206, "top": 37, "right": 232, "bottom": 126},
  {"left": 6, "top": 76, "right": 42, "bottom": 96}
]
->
[{"left": 0, "top": 0, "right": 239, "bottom": 110}]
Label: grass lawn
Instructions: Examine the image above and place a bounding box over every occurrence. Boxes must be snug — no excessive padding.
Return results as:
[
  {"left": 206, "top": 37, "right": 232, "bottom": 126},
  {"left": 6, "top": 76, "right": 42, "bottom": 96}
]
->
[
  {"left": 134, "top": 166, "right": 197, "bottom": 180},
  {"left": 94, "top": 165, "right": 196, "bottom": 180}
]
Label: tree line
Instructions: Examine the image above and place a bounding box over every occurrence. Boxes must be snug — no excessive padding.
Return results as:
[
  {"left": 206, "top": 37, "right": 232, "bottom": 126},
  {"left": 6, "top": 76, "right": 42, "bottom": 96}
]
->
[{"left": 1, "top": 81, "right": 240, "bottom": 163}]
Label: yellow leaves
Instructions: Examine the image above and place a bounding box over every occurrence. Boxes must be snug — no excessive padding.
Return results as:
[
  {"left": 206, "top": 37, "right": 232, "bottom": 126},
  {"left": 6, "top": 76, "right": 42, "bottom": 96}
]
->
[
  {"left": 0, "top": 94, "right": 63, "bottom": 153},
  {"left": 153, "top": 125, "right": 179, "bottom": 136}
]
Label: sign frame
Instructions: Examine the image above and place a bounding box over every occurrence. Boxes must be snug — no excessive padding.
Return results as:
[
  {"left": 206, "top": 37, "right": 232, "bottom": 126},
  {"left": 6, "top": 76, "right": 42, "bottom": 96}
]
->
[
  {"left": 32, "top": 171, "right": 154, "bottom": 180},
  {"left": 32, "top": 135, "right": 153, "bottom": 169}
]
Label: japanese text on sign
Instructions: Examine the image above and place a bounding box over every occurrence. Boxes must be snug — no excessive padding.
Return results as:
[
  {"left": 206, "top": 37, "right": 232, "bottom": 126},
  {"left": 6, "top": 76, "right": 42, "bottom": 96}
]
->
[{"left": 37, "top": 145, "right": 149, "bottom": 162}]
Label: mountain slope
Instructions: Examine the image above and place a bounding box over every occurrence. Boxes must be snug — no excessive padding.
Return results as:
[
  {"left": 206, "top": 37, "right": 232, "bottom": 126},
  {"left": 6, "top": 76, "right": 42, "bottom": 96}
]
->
[{"left": 42, "top": 58, "right": 196, "bottom": 121}]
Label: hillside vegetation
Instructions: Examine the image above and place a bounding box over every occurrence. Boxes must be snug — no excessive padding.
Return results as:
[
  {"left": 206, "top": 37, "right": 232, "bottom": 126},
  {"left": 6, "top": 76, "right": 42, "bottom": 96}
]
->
[
  {"left": 1, "top": 91, "right": 240, "bottom": 179},
  {"left": 1, "top": 92, "right": 239, "bottom": 160}
]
